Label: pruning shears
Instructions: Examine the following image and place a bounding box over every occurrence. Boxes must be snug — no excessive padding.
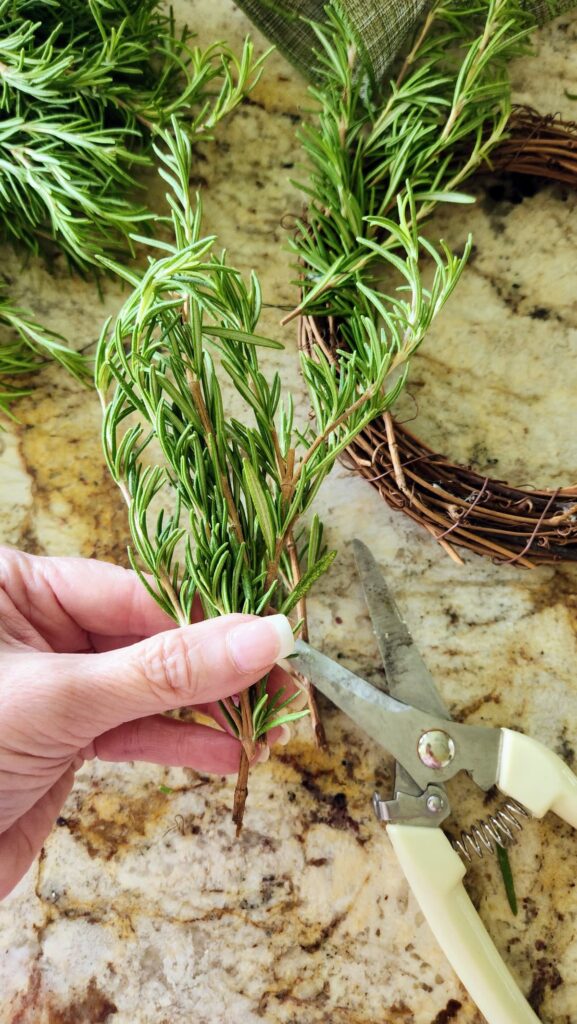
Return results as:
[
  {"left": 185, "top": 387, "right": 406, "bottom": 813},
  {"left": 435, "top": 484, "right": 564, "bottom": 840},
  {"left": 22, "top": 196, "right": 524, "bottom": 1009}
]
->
[{"left": 289, "top": 540, "right": 577, "bottom": 1024}]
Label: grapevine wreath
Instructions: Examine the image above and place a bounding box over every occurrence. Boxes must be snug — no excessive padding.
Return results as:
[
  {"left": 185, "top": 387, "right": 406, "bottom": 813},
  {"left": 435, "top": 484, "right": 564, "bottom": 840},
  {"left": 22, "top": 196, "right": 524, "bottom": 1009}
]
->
[{"left": 298, "top": 104, "right": 577, "bottom": 566}]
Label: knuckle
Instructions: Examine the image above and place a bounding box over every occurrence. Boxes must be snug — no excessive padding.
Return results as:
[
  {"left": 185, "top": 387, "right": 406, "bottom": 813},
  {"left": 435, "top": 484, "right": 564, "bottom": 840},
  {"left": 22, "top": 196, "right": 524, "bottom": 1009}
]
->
[
  {"left": 171, "top": 723, "right": 194, "bottom": 766},
  {"left": 122, "top": 719, "right": 148, "bottom": 761},
  {"left": 139, "top": 631, "right": 199, "bottom": 702}
]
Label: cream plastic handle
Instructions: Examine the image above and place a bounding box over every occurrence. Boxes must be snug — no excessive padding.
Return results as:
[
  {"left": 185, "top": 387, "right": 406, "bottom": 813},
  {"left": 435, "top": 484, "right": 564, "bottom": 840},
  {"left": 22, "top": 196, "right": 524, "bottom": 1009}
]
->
[
  {"left": 387, "top": 825, "right": 540, "bottom": 1024},
  {"left": 498, "top": 728, "right": 577, "bottom": 826}
]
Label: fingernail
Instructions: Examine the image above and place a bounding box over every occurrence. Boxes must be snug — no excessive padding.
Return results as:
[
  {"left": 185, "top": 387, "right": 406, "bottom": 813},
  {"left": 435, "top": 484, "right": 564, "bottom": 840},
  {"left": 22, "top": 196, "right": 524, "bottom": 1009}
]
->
[
  {"left": 228, "top": 615, "right": 295, "bottom": 673},
  {"left": 289, "top": 690, "right": 308, "bottom": 712},
  {"left": 255, "top": 744, "right": 270, "bottom": 763},
  {"left": 276, "top": 724, "right": 292, "bottom": 746}
]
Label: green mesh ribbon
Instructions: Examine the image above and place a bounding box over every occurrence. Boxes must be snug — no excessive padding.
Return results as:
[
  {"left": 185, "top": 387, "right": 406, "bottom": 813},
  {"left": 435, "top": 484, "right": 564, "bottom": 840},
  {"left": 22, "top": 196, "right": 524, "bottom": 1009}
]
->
[{"left": 235, "top": 0, "right": 576, "bottom": 81}]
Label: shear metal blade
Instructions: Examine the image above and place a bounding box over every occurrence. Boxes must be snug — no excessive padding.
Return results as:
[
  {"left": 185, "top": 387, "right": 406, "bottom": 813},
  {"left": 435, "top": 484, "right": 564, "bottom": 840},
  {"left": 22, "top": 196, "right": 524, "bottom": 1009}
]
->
[
  {"left": 353, "top": 539, "right": 450, "bottom": 801},
  {"left": 352, "top": 539, "right": 450, "bottom": 721},
  {"left": 290, "top": 640, "right": 501, "bottom": 793}
]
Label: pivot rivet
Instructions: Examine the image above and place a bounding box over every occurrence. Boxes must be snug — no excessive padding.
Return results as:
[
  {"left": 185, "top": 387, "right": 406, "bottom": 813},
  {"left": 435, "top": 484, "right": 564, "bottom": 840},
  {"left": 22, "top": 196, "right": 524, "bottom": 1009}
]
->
[
  {"left": 418, "top": 730, "right": 455, "bottom": 770},
  {"left": 426, "top": 793, "right": 444, "bottom": 814}
]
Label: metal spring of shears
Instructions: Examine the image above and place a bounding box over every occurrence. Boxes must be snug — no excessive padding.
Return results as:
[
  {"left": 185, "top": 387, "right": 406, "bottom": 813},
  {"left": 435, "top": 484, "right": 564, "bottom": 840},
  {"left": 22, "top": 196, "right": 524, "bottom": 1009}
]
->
[{"left": 452, "top": 799, "right": 530, "bottom": 862}]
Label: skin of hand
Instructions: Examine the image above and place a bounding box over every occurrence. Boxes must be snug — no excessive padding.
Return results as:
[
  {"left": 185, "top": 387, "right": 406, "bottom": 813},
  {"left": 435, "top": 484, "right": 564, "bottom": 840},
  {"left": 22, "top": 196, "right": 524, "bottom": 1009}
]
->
[{"left": 0, "top": 547, "right": 295, "bottom": 900}]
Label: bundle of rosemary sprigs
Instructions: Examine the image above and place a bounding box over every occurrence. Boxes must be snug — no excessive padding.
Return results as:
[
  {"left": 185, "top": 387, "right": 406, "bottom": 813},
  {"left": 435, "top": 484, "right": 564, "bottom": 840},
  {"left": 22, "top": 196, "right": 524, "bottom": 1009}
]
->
[{"left": 96, "top": 120, "right": 469, "bottom": 825}]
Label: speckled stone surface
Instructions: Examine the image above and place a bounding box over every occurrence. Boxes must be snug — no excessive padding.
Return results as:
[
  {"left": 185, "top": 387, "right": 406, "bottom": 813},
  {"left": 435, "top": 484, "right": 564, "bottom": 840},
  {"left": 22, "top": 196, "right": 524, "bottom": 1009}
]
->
[{"left": 1, "top": 4, "right": 577, "bottom": 1023}]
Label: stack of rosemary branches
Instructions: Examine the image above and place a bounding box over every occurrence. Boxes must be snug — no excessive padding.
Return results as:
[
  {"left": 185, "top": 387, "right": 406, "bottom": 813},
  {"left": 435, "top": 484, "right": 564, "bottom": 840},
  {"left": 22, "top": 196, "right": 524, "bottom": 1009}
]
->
[
  {"left": 286, "top": 0, "right": 535, "bottom": 328},
  {"left": 0, "top": 0, "right": 264, "bottom": 414}
]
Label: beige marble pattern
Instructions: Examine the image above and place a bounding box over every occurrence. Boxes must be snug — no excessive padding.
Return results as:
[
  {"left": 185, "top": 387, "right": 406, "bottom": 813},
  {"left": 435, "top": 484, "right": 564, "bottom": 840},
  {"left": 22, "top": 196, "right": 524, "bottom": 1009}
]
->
[{"left": 1, "top": 4, "right": 577, "bottom": 1023}]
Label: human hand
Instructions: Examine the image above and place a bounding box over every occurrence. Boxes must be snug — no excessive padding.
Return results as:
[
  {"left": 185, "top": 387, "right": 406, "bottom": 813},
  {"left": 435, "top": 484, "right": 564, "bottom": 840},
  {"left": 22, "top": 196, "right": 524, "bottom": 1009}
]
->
[{"left": 0, "top": 548, "right": 294, "bottom": 899}]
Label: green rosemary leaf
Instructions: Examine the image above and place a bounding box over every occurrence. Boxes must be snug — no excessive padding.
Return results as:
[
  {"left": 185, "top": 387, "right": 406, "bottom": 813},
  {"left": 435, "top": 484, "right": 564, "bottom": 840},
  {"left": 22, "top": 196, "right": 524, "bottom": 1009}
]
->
[
  {"left": 201, "top": 326, "right": 283, "bottom": 350},
  {"left": 219, "top": 700, "right": 241, "bottom": 736},
  {"left": 242, "top": 459, "right": 277, "bottom": 559},
  {"left": 252, "top": 691, "right": 270, "bottom": 727},
  {"left": 496, "top": 843, "right": 518, "bottom": 916},
  {"left": 279, "top": 550, "right": 337, "bottom": 615},
  {"left": 258, "top": 710, "right": 310, "bottom": 734},
  {"left": 254, "top": 580, "right": 279, "bottom": 615},
  {"left": 413, "top": 190, "right": 476, "bottom": 204}
]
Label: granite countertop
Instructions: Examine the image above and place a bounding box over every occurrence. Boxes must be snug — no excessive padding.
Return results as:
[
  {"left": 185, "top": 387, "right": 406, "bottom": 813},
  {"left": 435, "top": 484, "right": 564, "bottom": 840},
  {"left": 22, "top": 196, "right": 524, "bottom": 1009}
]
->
[{"left": 1, "top": 4, "right": 577, "bottom": 1022}]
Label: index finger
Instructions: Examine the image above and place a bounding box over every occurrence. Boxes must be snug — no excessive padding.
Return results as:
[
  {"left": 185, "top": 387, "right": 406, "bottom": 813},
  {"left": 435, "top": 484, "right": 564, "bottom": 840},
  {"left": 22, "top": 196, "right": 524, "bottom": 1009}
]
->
[{"left": 1, "top": 548, "right": 197, "bottom": 651}]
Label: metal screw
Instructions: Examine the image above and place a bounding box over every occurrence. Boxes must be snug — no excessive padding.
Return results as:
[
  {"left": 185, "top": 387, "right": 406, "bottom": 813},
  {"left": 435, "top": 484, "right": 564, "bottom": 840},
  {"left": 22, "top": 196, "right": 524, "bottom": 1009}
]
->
[
  {"left": 418, "top": 729, "right": 456, "bottom": 770},
  {"left": 426, "top": 793, "right": 444, "bottom": 814}
]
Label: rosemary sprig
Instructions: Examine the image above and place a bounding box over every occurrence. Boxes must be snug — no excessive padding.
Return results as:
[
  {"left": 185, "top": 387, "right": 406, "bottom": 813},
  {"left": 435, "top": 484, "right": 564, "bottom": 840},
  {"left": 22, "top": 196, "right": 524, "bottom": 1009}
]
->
[
  {"left": 285, "top": 0, "right": 535, "bottom": 327},
  {"left": 0, "top": 0, "right": 265, "bottom": 268},
  {"left": 96, "top": 120, "right": 469, "bottom": 827},
  {"left": 0, "top": 0, "right": 265, "bottom": 411},
  {"left": 0, "top": 285, "right": 90, "bottom": 417}
]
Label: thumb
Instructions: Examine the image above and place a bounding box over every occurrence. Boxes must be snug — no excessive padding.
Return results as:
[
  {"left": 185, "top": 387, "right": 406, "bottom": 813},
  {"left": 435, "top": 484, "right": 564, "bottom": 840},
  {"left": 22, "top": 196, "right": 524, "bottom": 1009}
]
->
[{"left": 38, "top": 613, "right": 295, "bottom": 742}]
